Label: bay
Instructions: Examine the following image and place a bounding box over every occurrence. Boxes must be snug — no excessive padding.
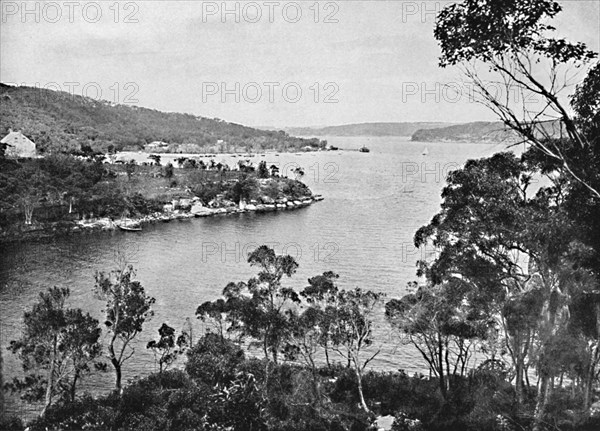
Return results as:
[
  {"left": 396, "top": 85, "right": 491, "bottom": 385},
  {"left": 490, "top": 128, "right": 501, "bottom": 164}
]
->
[{"left": 0, "top": 136, "right": 503, "bottom": 417}]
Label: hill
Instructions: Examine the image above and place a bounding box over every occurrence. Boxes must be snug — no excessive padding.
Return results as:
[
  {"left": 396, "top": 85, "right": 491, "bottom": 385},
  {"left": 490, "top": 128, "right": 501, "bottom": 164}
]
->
[
  {"left": 0, "top": 83, "right": 325, "bottom": 154},
  {"left": 411, "top": 121, "right": 519, "bottom": 143},
  {"left": 284, "top": 122, "right": 453, "bottom": 137}
]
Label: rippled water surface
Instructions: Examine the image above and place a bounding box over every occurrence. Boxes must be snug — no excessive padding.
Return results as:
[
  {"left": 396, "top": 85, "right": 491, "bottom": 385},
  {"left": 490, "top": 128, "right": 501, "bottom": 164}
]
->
[{"left": 0, "top": 137, "right": 502, "bottom": 416}]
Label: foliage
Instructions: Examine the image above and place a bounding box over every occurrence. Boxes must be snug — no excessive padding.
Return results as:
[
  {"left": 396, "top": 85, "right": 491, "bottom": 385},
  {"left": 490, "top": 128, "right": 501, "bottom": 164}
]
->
[
  {"left": 185, "top": 333, "right": 246, "bottom": 387},
  {"left": 6, "top": 287, "right": 102, "bottom": 414},
  {"left": 227, "top": 174, "right": 259, "bottom": 204},
  {"left": 198, "top": 246, "right": 300, "bottom": 364},
  {"left": 386, "top": 280, "right": 489, "bottom": 398},
  {"left": 163, "top": 162, "right": 174, "bottom": 179},
  {"left": 0, "top": 416, "right": 24, "bottom": 431},
  {"left": 257, "top": 160, "right": 270, "bottom": 178},
  {"left": 94, "top": 264, "right": 155, "bottom": 391},
  {"left": 327, "top": 287, "right": 385, "bottom": 412},
  {"left": 146, "top": 323, "right": 189, "bottom": 374},
  {"left": 435, "top": 0, "right": 599, "bottom": 200},
  {"left": 0, "top": 83, "right": 326, "bottom": 155}
]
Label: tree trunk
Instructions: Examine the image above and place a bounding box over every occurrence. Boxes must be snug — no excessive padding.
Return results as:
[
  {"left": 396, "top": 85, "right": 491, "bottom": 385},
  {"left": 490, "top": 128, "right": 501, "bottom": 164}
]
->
[
  {"left": 263, "top": 336, "right": 270, "bottom": 362},
  {"left": 355, "top": 367, "right": 369, "bottom": 412},
  {"left": 533, "top": 374, "right": 550, "bottom": 431},
  {"left": 41, "top": 335, "right": 57, "bottom": 416},
  {"left": 309, "top": 357, "right": 321, "bottom": 402},
  {"left": 24, "top": 205, "right": 33, "bottom": 225},
  {"left": 70, "top": 370, "right": 80, "bottom": 402},
  {"left": 515, "top": 355, "right": 524, "bottom": 407},
  {"left": 113, "top": 358, "right": 122, "bottom": 392},
  {"left": 438, "top": 335, "right": 447, "bottom": 399},
  {"left": 583, "top": 361, "right": 595, "bottom": 411},
  {"left": 108, "top": 334, "right": 123, "bottom": 392}
]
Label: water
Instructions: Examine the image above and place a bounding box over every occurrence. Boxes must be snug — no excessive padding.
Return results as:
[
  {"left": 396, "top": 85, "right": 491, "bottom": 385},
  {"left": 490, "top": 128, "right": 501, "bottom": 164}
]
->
[{"left": 0, "top": 137, "right": 503, "bottom": 417}]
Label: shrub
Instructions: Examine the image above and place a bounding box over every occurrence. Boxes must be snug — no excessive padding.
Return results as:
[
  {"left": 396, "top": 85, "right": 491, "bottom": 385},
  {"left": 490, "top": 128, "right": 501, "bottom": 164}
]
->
[
  {"left": 185, "top": 334, "right": 246, "bottom": 387},
  {"left": 0, "top": 416, "right": 24, "bottom": 431}
]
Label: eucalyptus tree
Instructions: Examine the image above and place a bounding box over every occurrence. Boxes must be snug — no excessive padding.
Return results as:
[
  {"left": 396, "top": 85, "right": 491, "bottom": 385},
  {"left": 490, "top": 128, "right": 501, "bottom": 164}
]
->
[
  {"left": 197, "top": 245, "right": 300, "bottom": 364},
  {"left": 94, "top": 265, "right": 155, "bottom": 391},
  {"left": 386, "top": 280, "right": 490, "bottom": 399},
  {"left": 299, "top": 271, "right": 340, "bottom": 367},
  {"left": 413, "top": 151, "right": 590, "bottom": 427},
  {"left": 435, "top": 0, "right": 599, "bottom": 198},
  {"left": 147, "top": 322, "right": 189, "bottom": 374},
  {"left": 8, "top": 287, "right": 102, "bottom": 415},
  {"left": 327, "top": 287, "right": 385, "bottom": 412}
]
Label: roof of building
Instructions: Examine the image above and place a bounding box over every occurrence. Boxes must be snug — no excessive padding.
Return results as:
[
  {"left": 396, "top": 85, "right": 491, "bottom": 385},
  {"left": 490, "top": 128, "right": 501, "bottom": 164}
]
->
[{"left": 1, "top": 130, "right": 35, "bottom": 146}]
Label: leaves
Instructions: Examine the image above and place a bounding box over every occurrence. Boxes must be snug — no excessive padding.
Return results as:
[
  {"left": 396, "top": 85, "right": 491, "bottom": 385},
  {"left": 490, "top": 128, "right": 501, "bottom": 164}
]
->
[
  {"left": 147, "top": 323, "right": 189, "bottom": 373},
  {"left": 435, "top": 0, "right": 595, "bottom": 67},
  {"left": 94, "top": 264, "right": 155, "bottom": 389},
  {"left": 7, "top": 287, "right": 102, "bottom": 405}
]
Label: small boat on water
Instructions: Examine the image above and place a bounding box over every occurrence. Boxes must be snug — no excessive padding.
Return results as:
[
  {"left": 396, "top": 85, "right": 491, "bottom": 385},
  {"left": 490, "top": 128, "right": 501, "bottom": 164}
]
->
[
  {"left": 422, "top": 147, "right": 429, "bottom": 156},
  {"left": 118, "top": 223, "right": 142, "bottom": 232},
  {"left": 359, "top": 146, "right": 370, "bottom": 153},
  {"left": 116, "top": 216, "right": 142, "bottom": 231}
]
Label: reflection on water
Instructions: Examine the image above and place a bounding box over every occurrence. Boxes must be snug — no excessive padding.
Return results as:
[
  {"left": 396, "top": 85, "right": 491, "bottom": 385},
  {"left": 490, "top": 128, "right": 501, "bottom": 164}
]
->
[{"left": 0, "top": 137, "right": 500, "bottom": 416}]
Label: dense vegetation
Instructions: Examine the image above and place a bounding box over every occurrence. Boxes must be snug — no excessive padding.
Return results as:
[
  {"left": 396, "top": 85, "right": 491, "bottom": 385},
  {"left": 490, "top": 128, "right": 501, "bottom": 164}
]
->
[
  {"left": 0, "top": 154, "right": 312, "bottom": 240},
  {"left": 0, "top": 83, "right": 326, "bottom": 154},
  {"left": 410, "top": 121, "right": 517, "bottom": 143}
]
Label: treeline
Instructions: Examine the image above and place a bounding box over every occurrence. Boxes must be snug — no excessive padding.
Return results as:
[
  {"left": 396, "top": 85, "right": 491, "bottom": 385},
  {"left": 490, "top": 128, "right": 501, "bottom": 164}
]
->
[
  {"left": 410, "top": 121, "right": 518, "bottom": 143},
  {"left": 0, "top": 154, "right": 312, "bottom": 237},
  {"left": 0, "top": 83, "right": 326, "bottom": 155},
  {"left": 0, "top": 155, "right": 162, "bottom": 230},
  {"left": 4, "top": 245, "right": 600, "bottom": 430},
  {"left": 284, "top": 122, "right": 452, "bottom": 137}
]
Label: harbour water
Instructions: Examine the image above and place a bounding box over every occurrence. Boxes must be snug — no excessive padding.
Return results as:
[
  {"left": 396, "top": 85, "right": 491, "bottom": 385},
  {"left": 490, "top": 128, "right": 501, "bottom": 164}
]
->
[{"left": 0, "top": 136, "right": 504, "bottom": 417}]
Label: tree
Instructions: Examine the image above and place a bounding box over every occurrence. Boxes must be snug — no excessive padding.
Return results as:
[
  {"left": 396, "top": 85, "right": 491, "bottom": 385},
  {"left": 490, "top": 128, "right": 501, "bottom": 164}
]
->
[
  {"left": 435, "top": 0, "right": 599, "bottom": 198},
  {"left": 283, "top": 306, "right": 327, "bottom": 401},
  {"left": 292, "top": 166, "right": 305, "bottom": 180},
  {"left": 147, "top": 323, "right": 188, "bottom": 374},
  {"left": 257, "top": 160, "right": 269, "bottom": 178},
  {"left": 328, "top": 288, "right": 385, "bottom": 412},
  {"left": 299, "top": 271, "right": 340, "bottom": 368},
  {"left": 413, "top": 151, "right": 595, "bottom": 427},
  {"left": 7, "top": 287, "right": 102, "bottom": 415},
  {"left": 163, "top": 162, "right": 174, "bottom": 179},
  {"left": 185, "top": 333, "right": 246, "bottom": 387},
  {"left": 229, "top": 175, "right": 258, "bottom": 204},
  {"left": 94, "top": 264, "right": 155, "bottom": 391},
  {"left": 196, "top": 298, "right": 230, "bottom": 339},
  {"left": 60, "top": 308, "right": 104, "bottom": 402},
  {"left": 269, "top": 164, "right": 279, "bottom": 177},
  {"left": 199, "top": 246, "right": 300, "bottom": 364},
  {"left": 148, "top": 154, "right": 161, "bottom": 166},
  {"left": 125, "top": 159, "right": 136, "bottom": 181},
  {"left": 386, "top": 281, "right": 489, "bottom": 399}
]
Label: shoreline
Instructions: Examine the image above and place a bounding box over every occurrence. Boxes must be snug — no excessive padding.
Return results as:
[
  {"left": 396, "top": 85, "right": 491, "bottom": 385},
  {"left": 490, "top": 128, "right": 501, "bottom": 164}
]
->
[{"left": 0, "top": 195, "right": 324, "bottom": 245}]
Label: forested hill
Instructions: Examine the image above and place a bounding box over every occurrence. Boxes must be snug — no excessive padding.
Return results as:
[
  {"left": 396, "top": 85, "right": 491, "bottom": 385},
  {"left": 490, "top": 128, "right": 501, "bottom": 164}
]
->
[
  {"left": 411, "top": 121, "right": 519, "bottom": 143},
  {"left": 0, "top": 83, "right": 324, "bottom": 154},
  {"left": 284, "top": 122, "right": 453, "bottom": 137}
]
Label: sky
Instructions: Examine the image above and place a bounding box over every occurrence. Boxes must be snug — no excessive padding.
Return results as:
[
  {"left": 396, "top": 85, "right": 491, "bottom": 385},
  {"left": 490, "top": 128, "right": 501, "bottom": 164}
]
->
[{"left": 1, "top": 0, "right": 599, "bottom": 128}]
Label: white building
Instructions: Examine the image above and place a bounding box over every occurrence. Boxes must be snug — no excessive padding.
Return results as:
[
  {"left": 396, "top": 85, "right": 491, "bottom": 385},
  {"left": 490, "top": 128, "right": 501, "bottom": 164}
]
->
[{"left": 1, "top": 129, "right": 37, "bottom": 158}]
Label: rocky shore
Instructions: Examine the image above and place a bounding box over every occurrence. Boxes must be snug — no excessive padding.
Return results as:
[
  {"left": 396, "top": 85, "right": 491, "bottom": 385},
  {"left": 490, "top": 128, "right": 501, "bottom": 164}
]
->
[{"left": 0, "top": 195, "right": 324, "bottom": 244}]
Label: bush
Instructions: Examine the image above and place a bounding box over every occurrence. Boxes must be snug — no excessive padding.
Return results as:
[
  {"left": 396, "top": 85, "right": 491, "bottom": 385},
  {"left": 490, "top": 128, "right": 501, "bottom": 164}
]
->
[
  {"left": 185, "top": 334, "right": 246, "bottom": 386},
  {"left": 0, "top": 416, "right": 24, "bottom": 431}
]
